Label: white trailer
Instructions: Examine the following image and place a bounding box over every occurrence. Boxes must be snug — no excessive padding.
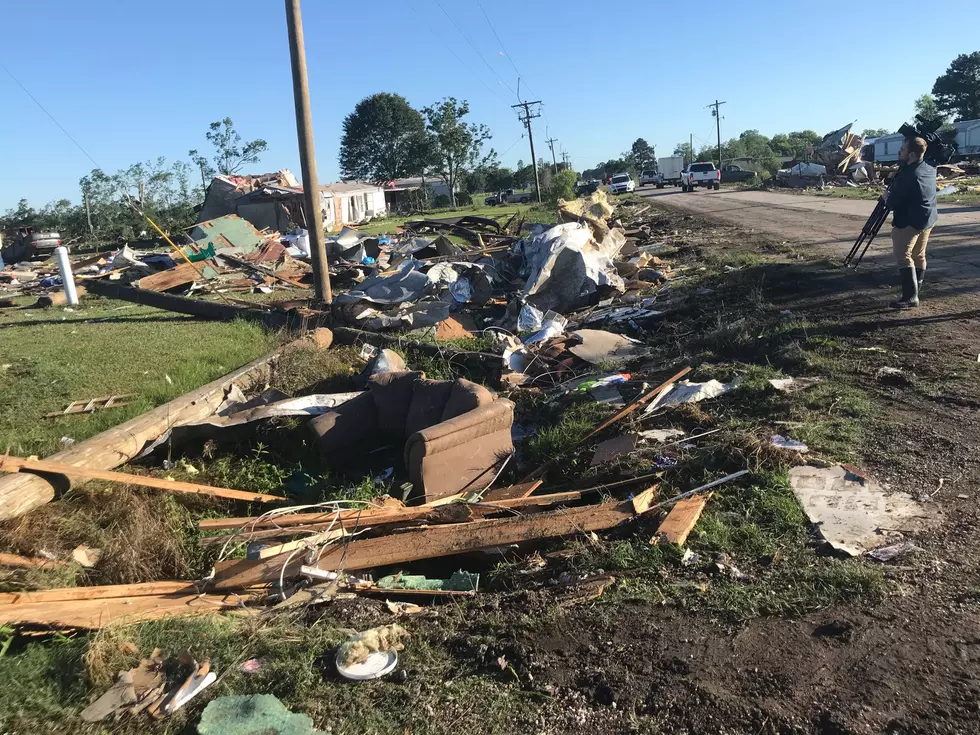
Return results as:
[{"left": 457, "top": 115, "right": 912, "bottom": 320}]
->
[{"left": 657, "top": 155, "right": 685, "bottom": 186}]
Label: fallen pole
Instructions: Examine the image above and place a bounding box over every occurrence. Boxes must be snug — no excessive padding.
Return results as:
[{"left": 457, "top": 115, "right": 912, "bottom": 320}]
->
[
  {"left": 0, "top": 346, "right": 282, "bottom": 520},
  {"left": 85, "top": 280, "right": 328, "bottom": 331}
]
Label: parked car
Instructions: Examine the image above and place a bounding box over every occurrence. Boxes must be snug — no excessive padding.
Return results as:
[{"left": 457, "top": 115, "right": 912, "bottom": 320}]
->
[
  {"left": 639, "top": 170, "right": 662, "bottom": 187},
  {"left": 608, "top": 173, "right": 636, "bottom": 195},
  {"left": 0, "top": 227, "right": 62, "bottom": 263},
  {"left": 681, "top": 162, "right": 720, "bottom": 191},
  {"left": 720, "top": 164, "right": 756, "bottom": 183},
  {"left": 574, "top": 179, "right": 601, "bottom": 196}
]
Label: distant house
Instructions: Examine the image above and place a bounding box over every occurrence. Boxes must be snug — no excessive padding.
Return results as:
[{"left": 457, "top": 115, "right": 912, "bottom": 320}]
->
[
  {"left": 382, "top": 177, "right": 458, "bottom": 211},
  {"left": 197, "top": 170, "right": 387, "bottom": 232}
]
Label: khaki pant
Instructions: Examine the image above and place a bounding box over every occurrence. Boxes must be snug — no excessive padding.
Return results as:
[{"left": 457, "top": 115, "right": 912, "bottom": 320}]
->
[{"left": 891, "top": 226, "right": 933, "bottom": 270}]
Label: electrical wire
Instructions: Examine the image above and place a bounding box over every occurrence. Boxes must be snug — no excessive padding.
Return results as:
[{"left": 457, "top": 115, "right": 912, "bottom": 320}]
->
[
  {"left": 405, "top": 0, "right": 512, "bottom": 110},
  {"left": 433, "top": 0, "right": 519, "bottom": 100},
  {"left": 498, "top": 134, "right": 525, "bottom": 158},
  {"left": 476, "top": 0, "right": 531, "bottom": 98}
]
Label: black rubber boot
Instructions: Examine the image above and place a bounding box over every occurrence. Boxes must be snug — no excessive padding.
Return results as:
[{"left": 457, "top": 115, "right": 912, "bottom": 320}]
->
[{"left": 889, "top": 267, "right": 919, "bottom": 309}]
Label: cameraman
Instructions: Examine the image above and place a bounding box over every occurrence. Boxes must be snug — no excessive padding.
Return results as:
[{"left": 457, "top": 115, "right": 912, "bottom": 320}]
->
[{"left": 883, "top": 136, "right": 937, "bottom": 309}]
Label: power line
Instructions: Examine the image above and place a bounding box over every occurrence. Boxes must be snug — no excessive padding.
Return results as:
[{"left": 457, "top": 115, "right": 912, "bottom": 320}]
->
[
  {"left": 498, "top": 134, "right": 526, "bottom": 158},
  {"left": 433, "top": 0, "right": 519, "bottom": 100},
  {"left": 0, "top": 61, "right": 102, "bottom": 172},
  {"left": 476, "top": 0, "right": 531, "bottom": 98},
  {"left": 406, "top": 0, "right": 511, "bottom": 109}
]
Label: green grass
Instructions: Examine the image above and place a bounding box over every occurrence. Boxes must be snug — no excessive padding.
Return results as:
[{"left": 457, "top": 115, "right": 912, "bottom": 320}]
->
[{"left": 0, "top": 295, "right": 278, "bottom": 457}]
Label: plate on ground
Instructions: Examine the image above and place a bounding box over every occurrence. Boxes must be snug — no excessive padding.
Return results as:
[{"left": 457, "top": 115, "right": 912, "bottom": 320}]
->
[{"left": 336, "top": 650, "right": 398, "bottom": 681}]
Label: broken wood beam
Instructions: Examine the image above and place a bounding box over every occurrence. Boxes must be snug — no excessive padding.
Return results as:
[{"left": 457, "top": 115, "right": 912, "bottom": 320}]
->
[
  {"left": 210, "top": 496, "right": 653, "bottom": 590},
  {"left": 0, "top": 552, "right": 71, "bottom": 570},
  {"left": 198, "top": 488, "right": 592, "bottom": 536},
  {"left": 0, "top": 591, "right": 254, "bottom": 629},
  {"left": 0, "top": 455, "right": 283, "bottom": 504},
  {"left": 0, "top": 581, "right": 202, "bottom": 605},
  {"left": 0, "top": 347, "right": 281, "bottom": 520}
]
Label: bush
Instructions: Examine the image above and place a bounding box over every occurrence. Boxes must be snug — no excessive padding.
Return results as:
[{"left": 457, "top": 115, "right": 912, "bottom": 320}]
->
[
  {"left": 546, "top": 169, "right": 577, "bottom": 203},
  {"left": 432, "top": 194, "right": 451, "bottom": 208},
  {"left": 455, "top": 191, "right": 473, "bottom": 206}
]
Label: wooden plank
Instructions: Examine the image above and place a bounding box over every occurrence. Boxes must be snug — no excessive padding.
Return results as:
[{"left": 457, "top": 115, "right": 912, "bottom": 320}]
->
[
  {"left": 43, "top": 394, "right": 135, "bottom": 418},
  {"left": 0, "top": 592, "right": 251, "bottom": 629},
  {"left": 0, "top": 581, "right": 200, "bottom": 605},
  {"left": 480, "top": 480, "right": 543, "bottom": 502},
  {"left": 0, "top": 345, "right": 283, "bottom": 521},
  {"left": 199, "top": 488, "right": 586, "bottom": 537},
  {"left": 0, "top": 552, "right": 70, "bottom": 570},
  {"left": 136, "top": 262, "right": 203, "bottom": 292},
  {"left": 631, "top": 486, "right": 658, "bottom": 515},
  {"left": 211, "top": 497, "right": 651, "bottom": 590},
  {"left": 0, "top": 455, "right": 283, "bottom": 504},
  {"left": 653, "top": 495, "right": 709, "bottom": 546}
]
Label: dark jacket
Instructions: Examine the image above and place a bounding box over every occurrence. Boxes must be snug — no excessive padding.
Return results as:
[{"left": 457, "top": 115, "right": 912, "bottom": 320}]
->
[{"left": 889, "top": 159, "right": 938, "bottom": 230}]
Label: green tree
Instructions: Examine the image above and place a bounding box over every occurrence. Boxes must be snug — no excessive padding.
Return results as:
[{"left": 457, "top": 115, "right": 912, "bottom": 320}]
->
[
  {"left": 861, "top": 128, "right": 891, "bottom": 138},
  {"left": 932, "top": 52, "right": 980, "bottom": 121},
  {"left": 673, "top": 142, "right": 694, "bottom": 167},
  {"left": 465, "top": 167, "right": 488, "bottom": 194},
  {"left": 421, "top": 98, "right": 493, "bottom": 207},
  {"left": 914, "top": 93, "right": 946, "bottom": 126},
  {"left": 485, "top": 166, "right": 514, "bottom": 192},
  {"left": 769, "top": 130, "right": 821, "bottom": 159},
  {"left": 514, "top": 163, "right": 536, "bottom": 189},
  {"left": 546, "top": 169, "right": 577, "bottom": 203},
  {"left": 338, "top": 93, "right": 429, "bottom": 183},
  {"left": 188, "top": 117, "right": 268, "bottom": 177},
  {"left": 627, "top": 138, "right": 657, "bottom": 171}
]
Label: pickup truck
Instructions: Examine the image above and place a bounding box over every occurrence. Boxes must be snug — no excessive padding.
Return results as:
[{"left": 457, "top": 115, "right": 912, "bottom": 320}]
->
[
  {"left": 485, "top": 189, "right": 532, "bottom": 205},
  {"left": 681, "top": 162, "right": 720, "bottom": 192},
  {"left": 639, "top": 170, "right": 663, "bottom": 188},
  {"left": 720, "top": 164, "right": 756, "bottom": 183}
]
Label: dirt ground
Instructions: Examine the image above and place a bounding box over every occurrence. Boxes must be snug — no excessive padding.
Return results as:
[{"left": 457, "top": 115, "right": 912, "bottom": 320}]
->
[{"left": 507, "top": 195, "right": 980, "bottom": 735}]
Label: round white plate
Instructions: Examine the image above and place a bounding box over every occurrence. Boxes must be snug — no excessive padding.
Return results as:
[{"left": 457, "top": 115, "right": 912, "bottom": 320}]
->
[{"left": 336, "top": 650, "right": 398, "bottom": 681}]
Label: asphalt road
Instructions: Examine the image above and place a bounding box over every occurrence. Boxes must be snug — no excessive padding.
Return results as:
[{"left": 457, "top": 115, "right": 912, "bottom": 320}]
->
[{"left": 636, "top": 185, "right": 980, "bottom": 289}]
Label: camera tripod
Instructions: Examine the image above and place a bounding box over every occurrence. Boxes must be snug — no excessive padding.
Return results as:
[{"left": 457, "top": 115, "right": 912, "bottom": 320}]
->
[{"left": 843, "top": 183, "right": 892, "bottom": 268}]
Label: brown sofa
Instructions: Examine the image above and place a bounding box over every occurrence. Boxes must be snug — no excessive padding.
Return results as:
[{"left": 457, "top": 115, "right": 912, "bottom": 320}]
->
[{"left": 308, "top": 372, "right": 514, "bottom": 503}]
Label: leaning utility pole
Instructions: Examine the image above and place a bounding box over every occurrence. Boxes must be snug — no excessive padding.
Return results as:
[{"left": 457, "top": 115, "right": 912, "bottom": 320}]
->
[
  {"left": 707, "top": 99, "right": 727, "bottom": 168},
  {"left": 546, "top": 137, "right": 558, "bottom": 175},
  {"left": 689, "top": 133, "right": 693, "bottom": 165},
  {"left": 285, "top": 0, "right": 331, "bottom": 303},
  {"left": 512, "top": 100, "right": 543, "bottom": 203}
]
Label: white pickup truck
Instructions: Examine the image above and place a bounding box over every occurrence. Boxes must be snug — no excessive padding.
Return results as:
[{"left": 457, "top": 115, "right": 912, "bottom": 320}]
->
[{"left": 681, "top": 162, "right": 721, "bottom": 192}]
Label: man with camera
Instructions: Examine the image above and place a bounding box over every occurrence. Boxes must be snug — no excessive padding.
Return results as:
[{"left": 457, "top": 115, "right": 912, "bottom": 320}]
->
[{"left": 883, "top": 136, "right": 938, "bottom": 309}]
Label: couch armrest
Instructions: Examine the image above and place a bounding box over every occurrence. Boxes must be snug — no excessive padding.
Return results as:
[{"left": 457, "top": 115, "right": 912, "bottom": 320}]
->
[
  {"left": 405, "top": 399, "right": 514, "bottom": 457},
  {"left": 404, "top": 399, "right": 515, "bottom": 502}
]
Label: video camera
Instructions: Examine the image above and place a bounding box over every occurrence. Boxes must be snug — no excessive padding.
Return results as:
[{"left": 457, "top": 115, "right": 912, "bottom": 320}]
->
[{"left": 898, "top": 117, "right": 955, "bottom": 165}]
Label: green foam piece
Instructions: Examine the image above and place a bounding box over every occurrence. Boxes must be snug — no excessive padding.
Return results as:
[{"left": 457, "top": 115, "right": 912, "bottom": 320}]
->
[{"left": 197, "top": 694, "right": 318, "bottom": 735}]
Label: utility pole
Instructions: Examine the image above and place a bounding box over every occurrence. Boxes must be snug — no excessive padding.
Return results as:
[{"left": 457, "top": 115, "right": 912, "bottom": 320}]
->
[
  {"left": 546, "top": 137, "right": 558, "bottom": 174},
  {"left": 561, "top": 150, "right": 570, "bottom": 170},
  {"left": 512, "top": 100, "right": 543, "bottom": 203},
  {"left": 689, "top": 133, "right": 693, "bottom": 165},
  {"left": 285, "top": 0, "right": 331, "bottom": 304},
  {"left": 707, "top": 99, "right": 727, "bottom": 167},
  {"left": 198, "top": 162, "right": 208, "bottom": 194},
  {"left": 83, "top": 187, "right": 94, "bottom": 236}
]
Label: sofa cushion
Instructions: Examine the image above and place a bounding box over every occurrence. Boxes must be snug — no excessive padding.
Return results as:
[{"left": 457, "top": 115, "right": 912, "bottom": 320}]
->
[
  {"left": 368, "top": 371, "right": 423, "bottom": 436},
  {"left": 441, "top": 378, "right": 495, "bottom": 422},
  {"left": 405, "top": 379, "right": 454, "bottom": 437}
]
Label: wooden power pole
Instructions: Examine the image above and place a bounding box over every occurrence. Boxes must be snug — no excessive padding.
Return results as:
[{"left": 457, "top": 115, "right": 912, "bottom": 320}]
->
[
  {"left": 546, "top": 137, "right": 558, "bottom": 175},
  {"left": 512, "top": 100, "right": 543, "bottom": 203},
  {"left": 707, "top": 99, "right": 727, "bottom": 168},
  {"left": 285, "top": 0, "right": 331, "bottom": 304}
]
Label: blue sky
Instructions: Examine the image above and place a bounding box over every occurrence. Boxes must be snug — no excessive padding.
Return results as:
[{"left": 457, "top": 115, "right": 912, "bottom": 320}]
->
[{"left": 2, "top": 0, "right": 978, "bottom": 209}]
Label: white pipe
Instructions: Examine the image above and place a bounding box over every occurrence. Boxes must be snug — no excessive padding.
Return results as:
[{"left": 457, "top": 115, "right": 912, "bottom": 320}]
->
[{"left": 54, "top": 246, "right": 78, "bottom": 306}]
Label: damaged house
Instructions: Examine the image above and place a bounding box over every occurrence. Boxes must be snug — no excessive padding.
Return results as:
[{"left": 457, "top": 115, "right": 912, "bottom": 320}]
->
[{"left": 198, "top": 170, "right": 387, "bottom": 233}]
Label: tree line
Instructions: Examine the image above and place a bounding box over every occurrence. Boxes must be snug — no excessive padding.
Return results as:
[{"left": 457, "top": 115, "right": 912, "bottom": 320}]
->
[{"left": 1, "top": 118, "right": 267, "bottom": 244}]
